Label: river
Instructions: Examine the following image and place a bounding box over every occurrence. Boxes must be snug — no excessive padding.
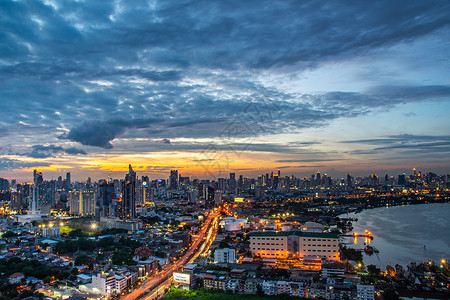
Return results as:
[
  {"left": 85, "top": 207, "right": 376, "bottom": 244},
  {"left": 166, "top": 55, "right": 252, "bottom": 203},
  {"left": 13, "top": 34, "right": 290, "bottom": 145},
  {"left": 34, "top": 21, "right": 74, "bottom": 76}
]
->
[{"left": 341, "top": 202, "right": 450, "bottom": 268}]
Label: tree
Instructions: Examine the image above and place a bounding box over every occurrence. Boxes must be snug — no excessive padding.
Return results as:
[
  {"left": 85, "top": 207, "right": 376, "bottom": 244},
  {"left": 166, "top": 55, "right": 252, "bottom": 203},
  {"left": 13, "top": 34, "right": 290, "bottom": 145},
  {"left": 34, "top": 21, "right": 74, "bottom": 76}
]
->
[
  {"left": 134, "top": 246, "right": 152, "bottom": 261},
  {"left": 367, "top": 264, "right": 380, "bottom": 276},
  {"left": 382, "top": 288, "right": 400, "bottom": 300},
  {"left": 41, "top": 243, "right": 49, "bottom": 250},
  {"left": 75, "top": 255, "right": 95, "bottom": 266},
  {"left": 2, "top": 231, "right": 18, "bottom": 238},
  {"left": 69, "top": 228, "right": 85, "bottom": 238},
  {"left": 112, "top": 250, "right": 135, "bottom": 265}
]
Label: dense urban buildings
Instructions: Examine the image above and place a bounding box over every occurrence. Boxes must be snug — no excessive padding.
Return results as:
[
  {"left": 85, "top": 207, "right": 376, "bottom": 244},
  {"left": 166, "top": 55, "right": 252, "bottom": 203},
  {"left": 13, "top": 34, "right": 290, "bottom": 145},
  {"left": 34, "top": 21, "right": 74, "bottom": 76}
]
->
[{"left": 0, "top": 166, "right": 448, "bottom": 299}]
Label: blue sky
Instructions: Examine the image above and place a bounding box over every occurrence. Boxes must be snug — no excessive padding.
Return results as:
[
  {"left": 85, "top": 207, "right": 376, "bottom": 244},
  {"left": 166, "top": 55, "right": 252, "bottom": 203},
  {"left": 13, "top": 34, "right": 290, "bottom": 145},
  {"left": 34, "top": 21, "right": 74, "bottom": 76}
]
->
[{"left": 1, "top": 0, "right": 450, "bottom": 181}]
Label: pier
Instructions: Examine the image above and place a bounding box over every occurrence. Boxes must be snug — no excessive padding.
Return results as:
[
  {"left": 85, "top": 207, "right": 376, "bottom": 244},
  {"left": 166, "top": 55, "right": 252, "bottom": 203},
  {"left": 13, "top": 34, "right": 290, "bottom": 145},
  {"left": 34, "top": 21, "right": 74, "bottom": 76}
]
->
[{"left": 339, "top": 230, "right": 374, "bottom": 239}]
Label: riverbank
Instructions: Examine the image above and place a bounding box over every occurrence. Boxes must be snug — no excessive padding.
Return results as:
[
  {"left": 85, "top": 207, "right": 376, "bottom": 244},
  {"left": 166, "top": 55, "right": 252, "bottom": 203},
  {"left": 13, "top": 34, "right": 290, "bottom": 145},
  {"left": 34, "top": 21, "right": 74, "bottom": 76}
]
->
[{"left": 342, "top": 203, "right": 449, "bottom": 268}]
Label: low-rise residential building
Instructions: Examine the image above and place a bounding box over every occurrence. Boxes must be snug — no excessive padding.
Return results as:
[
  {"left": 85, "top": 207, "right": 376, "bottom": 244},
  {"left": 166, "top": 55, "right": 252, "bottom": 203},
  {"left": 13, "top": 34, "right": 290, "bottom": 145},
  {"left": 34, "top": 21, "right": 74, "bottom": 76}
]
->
[
  {"left": 214, "top": 248, "right": 236, "bottom": 263},
  {"left": 9, "top": 272, "right": 24, "bottom": 284},
  {"left": 357, "top": 284, "right": 375, "bottom": 300}
]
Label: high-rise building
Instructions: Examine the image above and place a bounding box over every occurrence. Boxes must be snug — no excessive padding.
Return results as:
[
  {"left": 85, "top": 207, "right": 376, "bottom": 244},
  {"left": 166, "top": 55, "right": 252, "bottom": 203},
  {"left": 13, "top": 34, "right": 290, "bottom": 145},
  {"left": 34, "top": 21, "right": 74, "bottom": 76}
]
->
[
  {"left": 347, "top": 174, "right": 353, "bottom": 187},
  {"left": 69, "top": 189, "right": 96, "bottom": 216},
  {"left": 187, "top": 190, "right": 198, "bottom": 204},
  {"left": 98, "top": 182, "right": 116, "bottom": 217},
  {"left": 205, "top": 186, "right": 215, "bottom": 207},
  {"left": 0, "top": 178, "right": 9, "bottom": 191},
  {"left": 81, "top": 190, "right": 96, "bottom": 216},
  {"left": 66, "top": 172, "right": 71, "bottom": 189},
  {"left": 398, "top": 173, "right": 406, "bottom": 186},
  {"left": 170, "top": 170, "right": 178, "bottom": 190},
  {"left": 214, "top": 190, "right": 222, "bottom": 206},
  {"left": 273, "top": 174, "right": 279, "bottom": 189},
  {"left": 69, "top": 190, "right": 81, "bottom": 215},
  {"left": 33, "top": 169, "right": 43, "bottom": 185},
  {"left": 229, "top": 173, "right": 236, "bottom": 192},
  {"left": 29, "top": 184, "right": 39, "bottom": 214},
  {"left": 120, "top": 165, "right": 137, "bottom": 220}
]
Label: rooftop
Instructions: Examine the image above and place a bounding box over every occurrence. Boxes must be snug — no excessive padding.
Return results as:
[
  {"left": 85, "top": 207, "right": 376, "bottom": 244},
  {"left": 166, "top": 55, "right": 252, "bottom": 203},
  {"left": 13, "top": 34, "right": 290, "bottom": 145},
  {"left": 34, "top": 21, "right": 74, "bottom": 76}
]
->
[{"left": 248, "top": 230, "right": 338, "bottom": 239}]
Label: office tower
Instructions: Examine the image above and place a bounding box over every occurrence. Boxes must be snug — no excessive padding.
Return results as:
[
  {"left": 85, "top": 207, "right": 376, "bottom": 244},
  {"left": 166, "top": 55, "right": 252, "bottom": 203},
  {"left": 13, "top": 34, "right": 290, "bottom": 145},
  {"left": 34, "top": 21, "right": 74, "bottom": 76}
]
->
[
  {"left": 273, "top": 174, "right": 279, "bottom": 189},
  {"left": 98, "top": 181, "right": 116, "bottom": 217},
  {"left": 29, "top": 184, "right": 39, "bottom": 214},
  {"left": 0, "top": 178, "right": 9, "bottom": 191},
  {"left": 170, "top": 170, "right": 178, "bottom": 190},
  {"left": 187, "top": 190, "right": 198, "bottom": 204},
  {"left": 229, "top": 173, "right": 236, "bottom": 192},
  {"left": 278, "top": 169, "right": 281, "bottom": 177},
  {"left": 398, "top": 173, "right": 406, "bottom": 186},
  {"left": 179, "top": 176, "right": 190, "bottom": 187},
  {"left": 206, "top": 186, "right": 215, "bottom": 207},
  {"left": 143, "top": 186, "right": 153, "bottom": 205},
  {"left": 66, "top": 172, "right": 71, "bottom": 188},
  {"left": 214, "top": 190, "right": 222, "bottom": 206},
  {"left": 217, "top": 178, "right": 225, "bottom": 191},
  {"left": 347, "top": 174, "right": 353, "bottom": 187},
  {"left": 120, "top": 165, "right": 137, "bottom": 220},
  {"left": 33, "top": 169, "right": 43, "bottom": 185}
]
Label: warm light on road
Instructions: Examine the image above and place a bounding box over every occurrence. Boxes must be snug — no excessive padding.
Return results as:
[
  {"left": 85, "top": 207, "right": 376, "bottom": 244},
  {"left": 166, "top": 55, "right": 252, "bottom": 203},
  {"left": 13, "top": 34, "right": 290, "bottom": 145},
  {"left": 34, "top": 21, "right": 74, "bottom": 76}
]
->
[{"left": 121, "top": 212, "right": 219, "bottom": 300}]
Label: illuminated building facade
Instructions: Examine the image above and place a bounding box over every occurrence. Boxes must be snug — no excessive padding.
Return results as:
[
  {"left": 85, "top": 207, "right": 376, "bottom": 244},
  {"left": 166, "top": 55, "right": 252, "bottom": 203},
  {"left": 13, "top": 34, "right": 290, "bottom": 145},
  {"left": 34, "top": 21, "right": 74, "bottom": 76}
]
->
[
  {"left": 119, "top": 165, "right": 136, "bottom": 220},
  {"left": 249, "top": 231, "right": 340, "bottom": 260}
]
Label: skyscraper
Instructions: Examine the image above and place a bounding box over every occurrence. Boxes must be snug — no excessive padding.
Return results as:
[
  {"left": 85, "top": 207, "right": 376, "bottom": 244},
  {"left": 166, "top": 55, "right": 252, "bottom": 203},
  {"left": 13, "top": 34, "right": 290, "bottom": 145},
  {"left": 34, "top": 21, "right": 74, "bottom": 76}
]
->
[
  {"left": 66, "top": 172, "right": 71, "bottom": 189},
  {"left": 98, "top": 181, "right": 115, "bottom": 217},
  {"left": 33, "top": 169, "right": 43, "bottom": 185},
  {"left": 120, "top": 165, "right": 137, "bottom": 220},
  {"left": 170, "top": 170, "right": 178, "bottom": 190},
  {"left": 229, "top": 173, "right": 236, "bottom": 192}
]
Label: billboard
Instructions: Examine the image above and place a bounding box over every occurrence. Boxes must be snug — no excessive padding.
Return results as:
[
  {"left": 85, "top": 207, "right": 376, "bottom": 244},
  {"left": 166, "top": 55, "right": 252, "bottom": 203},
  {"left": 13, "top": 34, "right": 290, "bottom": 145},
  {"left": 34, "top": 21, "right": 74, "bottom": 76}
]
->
[{"left": 173, "top": 272, "right": 191, "bottom": 285}]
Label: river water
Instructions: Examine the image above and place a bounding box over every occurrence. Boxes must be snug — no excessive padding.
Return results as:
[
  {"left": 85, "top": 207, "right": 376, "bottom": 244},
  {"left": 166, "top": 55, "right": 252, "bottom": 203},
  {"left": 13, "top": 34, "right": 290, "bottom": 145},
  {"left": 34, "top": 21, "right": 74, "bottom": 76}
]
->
[{"left": 341, "top": 203, "right": 450, "bottom": 268}]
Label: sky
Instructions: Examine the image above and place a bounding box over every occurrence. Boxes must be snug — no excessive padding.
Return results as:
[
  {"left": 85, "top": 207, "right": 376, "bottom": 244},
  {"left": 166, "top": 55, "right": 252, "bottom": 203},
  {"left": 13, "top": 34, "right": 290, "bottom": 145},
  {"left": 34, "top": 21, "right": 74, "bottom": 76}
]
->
[{"left": 1, "top": 0, "right": 450, "bottom": 182}]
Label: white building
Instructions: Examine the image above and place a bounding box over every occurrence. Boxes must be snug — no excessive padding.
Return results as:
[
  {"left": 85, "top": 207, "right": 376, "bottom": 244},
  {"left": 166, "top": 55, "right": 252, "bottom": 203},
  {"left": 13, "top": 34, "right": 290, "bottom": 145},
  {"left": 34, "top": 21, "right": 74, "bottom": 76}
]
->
[
  {"left": 249, "top": 230, "right": 340, "bottom": 260},
  {"left": 357, "top": 284, "right": 375, "bottom": 300},
  {"left": 220, "top": 217, "right": 248, "bottom": 231},
  {"left": 214, "top": 248, "right": 236, "bottom": 263},
  {"left": 92, "top": 272, "right": 115, "bottom": 296},
  {"left": 42, "top": 226, "right": 60, "bottom": 238}
]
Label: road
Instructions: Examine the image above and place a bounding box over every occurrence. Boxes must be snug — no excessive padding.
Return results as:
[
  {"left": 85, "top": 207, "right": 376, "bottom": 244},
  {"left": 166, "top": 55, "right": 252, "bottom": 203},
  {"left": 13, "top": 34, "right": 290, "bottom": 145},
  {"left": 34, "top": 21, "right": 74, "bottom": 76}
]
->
[{"left": 122, "top": 211, "right": 219, "bottom": 300}]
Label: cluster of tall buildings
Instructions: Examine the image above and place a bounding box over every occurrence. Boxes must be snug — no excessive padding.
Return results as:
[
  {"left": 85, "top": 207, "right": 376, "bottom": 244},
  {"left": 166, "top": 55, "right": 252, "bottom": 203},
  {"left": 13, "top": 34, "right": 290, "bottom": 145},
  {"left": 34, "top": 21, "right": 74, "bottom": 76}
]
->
[{"left": 0, "top": 167, "right": 448, "bottom": 219}]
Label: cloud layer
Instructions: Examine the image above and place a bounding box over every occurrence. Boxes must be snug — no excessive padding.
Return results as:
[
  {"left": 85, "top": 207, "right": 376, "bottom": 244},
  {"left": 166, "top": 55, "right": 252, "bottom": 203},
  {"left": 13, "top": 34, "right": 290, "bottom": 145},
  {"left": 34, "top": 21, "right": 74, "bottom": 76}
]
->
[{"left": 1, "top": 0, "right": 450, "bottom": 179}]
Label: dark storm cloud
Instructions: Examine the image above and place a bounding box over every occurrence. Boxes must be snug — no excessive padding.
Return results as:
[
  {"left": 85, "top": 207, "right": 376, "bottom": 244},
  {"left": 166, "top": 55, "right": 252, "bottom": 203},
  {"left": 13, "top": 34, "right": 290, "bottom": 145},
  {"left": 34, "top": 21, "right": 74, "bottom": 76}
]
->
[
  {"left": 0, "top": 158, "right": 50, "bottom": 170},
  {"left": 342, "top": 134, "right": 450, "bottom": 145},
  {"left": 61, "top": 118, "right": 159, "bottom": 148},
  {"left": 1, "top": 0, "right": 450, "bottom": 153},
  {"left": 58, "top": 82, "right": 450, "bottom": 149},
  {"left": 343, "top": 134, "right": 450, "bottom": 156},
  {"left": 20, "top": 144, "right": 87, "bottom": 158}
]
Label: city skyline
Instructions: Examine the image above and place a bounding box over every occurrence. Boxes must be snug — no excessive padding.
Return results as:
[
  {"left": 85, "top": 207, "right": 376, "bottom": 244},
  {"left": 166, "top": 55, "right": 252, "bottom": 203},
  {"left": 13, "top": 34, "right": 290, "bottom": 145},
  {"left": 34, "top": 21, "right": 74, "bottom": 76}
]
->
[{"left": 1, "top": 1, "right": 450, "bottom": 182}]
